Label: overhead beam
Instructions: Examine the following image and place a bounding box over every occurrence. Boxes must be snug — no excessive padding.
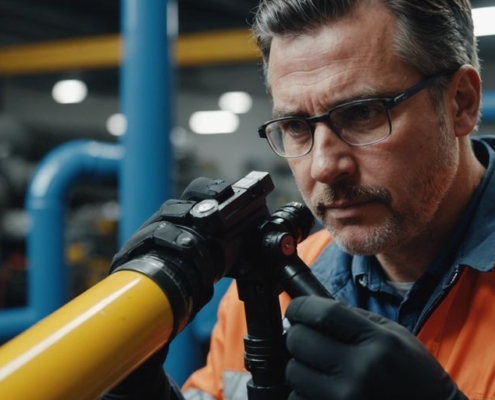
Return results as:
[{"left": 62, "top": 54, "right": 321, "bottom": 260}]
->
[
  {"left": 0, "top": 28, "right": 261, "bottom": 76},
  {"left": 0, "top": 35, "right": 121, "bottom": 75},
  {"left": 177, "top": 29, "right": 260, "bottom": 66}
]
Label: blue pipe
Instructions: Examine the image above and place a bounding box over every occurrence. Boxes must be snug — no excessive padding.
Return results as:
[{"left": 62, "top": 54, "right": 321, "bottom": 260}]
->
[
  {"left": 0, "top": 140, "right": 122, "bottom": 342},
  {"left": 120, "top": 0, "right": 202, "bottom": 386},
  {"left": 120, "top": 0, "right": 174, "bottom": 241},
  {"left": 483, "top": 91, "right": 495, "bottom": 121}
]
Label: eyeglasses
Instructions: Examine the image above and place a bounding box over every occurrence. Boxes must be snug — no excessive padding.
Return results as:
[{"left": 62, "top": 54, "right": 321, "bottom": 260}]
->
[{"left": 258, "top": 69, "right": 456, "bottom": 158}]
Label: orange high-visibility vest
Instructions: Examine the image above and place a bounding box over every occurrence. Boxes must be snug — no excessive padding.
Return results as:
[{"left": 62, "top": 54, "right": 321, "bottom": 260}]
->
[{"left": 183, "top": 229, "right": 495, "bottom": 399}]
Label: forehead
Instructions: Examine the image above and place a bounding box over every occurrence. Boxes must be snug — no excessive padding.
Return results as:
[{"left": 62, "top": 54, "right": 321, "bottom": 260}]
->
[{"left": 266, "top": 3, "right": 416, "bottom": 113}]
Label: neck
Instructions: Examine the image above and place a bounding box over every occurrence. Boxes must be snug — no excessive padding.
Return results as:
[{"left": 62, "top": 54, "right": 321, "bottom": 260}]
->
[{"left": 377, "top": 140, "right": 486, "bottom": 283}]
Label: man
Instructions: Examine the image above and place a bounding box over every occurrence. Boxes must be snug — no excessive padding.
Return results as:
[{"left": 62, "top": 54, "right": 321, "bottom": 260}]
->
[{"left": 106, "top": 0, "right": 495, "bottom": 399}]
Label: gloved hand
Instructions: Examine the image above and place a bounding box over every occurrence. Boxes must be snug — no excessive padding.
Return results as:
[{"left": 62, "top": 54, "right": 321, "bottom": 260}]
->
[
  {"left": 285, "top": 296, "right": 468, "bottom": 400},
  {"left": 101, "top": 344, "right": 175, "bottom": 400},
  {"left": 103, "top": 177, "right": 233, "bottom": 400}
]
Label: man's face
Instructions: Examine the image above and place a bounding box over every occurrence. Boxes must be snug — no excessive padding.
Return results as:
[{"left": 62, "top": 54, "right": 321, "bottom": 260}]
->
[{"left": 266, "top": 4, "right": 459, "bottom": 256}]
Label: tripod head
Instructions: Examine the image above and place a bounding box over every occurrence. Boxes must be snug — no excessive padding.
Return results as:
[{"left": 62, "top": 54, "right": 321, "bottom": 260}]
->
[
  {"left": 0, "top": 171, "right": 329, "bottom": 400},
  {"left": 110, "top": 171, "right": 317, "bottom": 339}
]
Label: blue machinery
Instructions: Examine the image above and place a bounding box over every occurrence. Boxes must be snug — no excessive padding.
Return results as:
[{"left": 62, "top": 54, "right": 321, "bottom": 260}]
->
[
  {"left": 484, "top": 91, "right": 495, "bottom": 120},
  {"left": 1, "top": 0, "right": 495, "bottom": 391},
  {"left": 0, "top": 0, "right": 217, "bottom": 386}
]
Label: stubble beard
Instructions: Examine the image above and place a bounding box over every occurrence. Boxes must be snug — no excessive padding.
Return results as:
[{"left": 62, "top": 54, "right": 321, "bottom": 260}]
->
[
  {"left": 300, "top": 125, "right": 458, "bottom": 256},
  {"left": 303, "top": 183, "right": 409, "bottom": 256}
]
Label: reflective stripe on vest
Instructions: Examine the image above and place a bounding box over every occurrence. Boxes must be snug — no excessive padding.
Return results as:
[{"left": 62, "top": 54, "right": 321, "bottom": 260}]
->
[
  {"left": 184, "top": 371, "right": 251, "bottom": 400},
  {"left": 183, "top": 388, "right": 215, "bottom": 400},
  {"left": 223, "top": 371, "right": 250, "bottom": 400}
]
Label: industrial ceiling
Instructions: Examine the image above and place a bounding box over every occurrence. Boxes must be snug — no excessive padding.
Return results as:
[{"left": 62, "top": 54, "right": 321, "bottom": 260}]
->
[
  {"left": 0, "top": 0, "right": 494, "bottom": 155},
  {"left": 0, "top": 0, "right": 494, "bottom": 93},
  {"left": 0, "top": 0, "right": 261, "bottom": 44}
]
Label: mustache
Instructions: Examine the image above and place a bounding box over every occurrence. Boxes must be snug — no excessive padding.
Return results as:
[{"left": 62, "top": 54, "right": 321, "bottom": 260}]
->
[{"left": 314, "top": 181, "right": 391, "bottom": 206}]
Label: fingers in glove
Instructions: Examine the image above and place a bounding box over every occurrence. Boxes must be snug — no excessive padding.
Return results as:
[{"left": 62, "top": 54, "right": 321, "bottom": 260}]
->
[
  {"left": 286, "top": 358, "right": 360, "bottom": 400},
  {"left": 288, "top": 391, "right": 311, "bottom": 400},
  {"left": 286, "top": 296, "right": 405, "bottom": 343},
  {"left": 286, "top": 324, "right": 352, "bottom": 373},
  {"left": 285, "top": 297, "right": 468, "bottom": 400}
]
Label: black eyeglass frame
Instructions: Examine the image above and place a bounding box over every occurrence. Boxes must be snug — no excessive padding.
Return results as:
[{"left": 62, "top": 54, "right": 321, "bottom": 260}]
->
[{"left": 258, "top": 68, "right": 458, "bottom": 158}]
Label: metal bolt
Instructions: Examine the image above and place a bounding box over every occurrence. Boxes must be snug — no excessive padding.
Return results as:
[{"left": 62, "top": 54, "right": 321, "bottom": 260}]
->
[{"left": 177, "top": 235, "right": 193, "bottom": 247}]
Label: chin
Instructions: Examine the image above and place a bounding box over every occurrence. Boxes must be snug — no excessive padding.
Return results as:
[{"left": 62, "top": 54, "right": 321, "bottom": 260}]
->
[
  {"left": 326, "top": 223, "right": 399, "bottom": 256},
  {"left": 333, "top": 237, "right": 384, "bottom": 256}
]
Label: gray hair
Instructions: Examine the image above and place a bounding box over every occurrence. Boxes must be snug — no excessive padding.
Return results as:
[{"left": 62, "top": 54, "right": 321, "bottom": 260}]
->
[{"left": 252, "top": 0, "right": 479, "bottom": 116}]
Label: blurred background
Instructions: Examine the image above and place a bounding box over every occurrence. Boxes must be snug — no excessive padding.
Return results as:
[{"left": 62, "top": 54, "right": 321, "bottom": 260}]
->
[
  {"left": 0, "top": 0, "right": 494, "bottom": 349},
  {"left": 0, "top": 0, "right": 287, "bottom": 309},
  {"left": 0, "top": 0, "right": 494, "bottom": 389}
]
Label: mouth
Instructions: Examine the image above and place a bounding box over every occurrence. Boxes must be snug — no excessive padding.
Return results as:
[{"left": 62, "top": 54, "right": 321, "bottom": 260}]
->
[
  {"left": 328, "top": 199, "right": 375, "bottom": 209},
  {"left": 314, "top": 183, "right": 391, "bottom": 224},
  {"left": 319, "top": 199, "right": 378, "bottom": 220}
]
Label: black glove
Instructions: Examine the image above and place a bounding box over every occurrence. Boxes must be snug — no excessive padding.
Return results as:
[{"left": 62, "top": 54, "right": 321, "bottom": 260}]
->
[
  {"left": 101, "top": 344, "right": 174, "bottom": 400},
  {"left": 102, "top": 178, "right": 234, "bottom": 400},
  {"left": 285, "top": 296, "right": 468, "bottom": 400}
]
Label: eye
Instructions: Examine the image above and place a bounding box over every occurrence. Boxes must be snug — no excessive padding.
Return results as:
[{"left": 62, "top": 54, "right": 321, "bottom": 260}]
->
[
  {"left": 279, "top": 119, "right": 310, "bottom": 137},
  {"left": 333, "top": 101, "right": 388, "bottom": 132},
  {"left": 344, "top": 102, "right": 382, "bottom": 121}
]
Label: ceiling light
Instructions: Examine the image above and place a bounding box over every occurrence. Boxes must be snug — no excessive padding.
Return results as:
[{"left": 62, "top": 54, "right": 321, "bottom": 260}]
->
[
  {"left": 473, "top": 7, "right": 495, "bottom": 37},
  {"left": 106, "top": 113, "right": 127, "bottom": 136},
  {"left": 218, "top": 91, "right": 253, "bottom": 114},
  {"left": 189, "top": 111, "right": 239, "bottom": 134},
  {"left": 52, "top": 79, "right": 88, "bottom": 104}
]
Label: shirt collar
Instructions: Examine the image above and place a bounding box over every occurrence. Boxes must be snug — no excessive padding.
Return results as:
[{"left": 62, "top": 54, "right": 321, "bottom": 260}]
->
[
  {"left": 351, "top": 255, "right": 398, "bottom": 294},
  {"left": 453, "top": 138, "right": 495, "bottom": 272}
]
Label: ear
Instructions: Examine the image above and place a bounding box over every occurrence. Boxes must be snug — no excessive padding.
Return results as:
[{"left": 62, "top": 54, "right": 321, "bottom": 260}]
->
[{"left": 448, "top": 65, "right": 481, "bottom": 137}]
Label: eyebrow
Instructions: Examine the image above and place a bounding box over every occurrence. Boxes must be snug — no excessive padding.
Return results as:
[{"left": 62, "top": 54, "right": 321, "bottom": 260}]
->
[
  {"left": 271, "top": 89, "right": 387, "bottom": 119},
  {"left": 272, "top": 97, "right": 368, "bottom": 119},
  {"left": 271, "top": 107, "right": 303, "bottom": 119}
]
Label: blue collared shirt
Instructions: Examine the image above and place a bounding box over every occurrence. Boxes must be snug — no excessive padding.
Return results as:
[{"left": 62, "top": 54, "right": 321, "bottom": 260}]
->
[{"left": 310, "top": 137, "right": 495, "bottom": 333}]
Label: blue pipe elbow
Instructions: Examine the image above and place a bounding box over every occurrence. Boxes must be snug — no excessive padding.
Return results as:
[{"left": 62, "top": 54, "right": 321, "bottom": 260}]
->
[{"left": 0, "top": 140, "right": 122, "bottom": 342}]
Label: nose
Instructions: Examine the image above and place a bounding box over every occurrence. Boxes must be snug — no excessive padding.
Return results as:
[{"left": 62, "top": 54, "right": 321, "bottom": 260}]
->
[{"left": 309, "top": 124, "right": 357, "bottom": 184}]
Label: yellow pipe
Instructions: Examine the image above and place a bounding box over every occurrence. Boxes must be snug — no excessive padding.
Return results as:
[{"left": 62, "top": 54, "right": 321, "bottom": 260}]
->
[
  {"left": 0, "top": 270, "right": 174, "bottom": 400},
  {"left": 0, "top": 29, "right": 261, "bottom": 76}
]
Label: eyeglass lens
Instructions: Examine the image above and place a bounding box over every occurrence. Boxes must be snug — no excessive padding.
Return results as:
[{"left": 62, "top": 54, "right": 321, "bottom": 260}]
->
[{"left": 265, "top": 100, "right": 391, "bottom": 157}]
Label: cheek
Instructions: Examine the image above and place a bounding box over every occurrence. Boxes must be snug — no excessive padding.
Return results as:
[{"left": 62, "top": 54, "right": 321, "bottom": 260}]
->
[
  {"left": 358, "top": 145, "right": 416, "bottom": 203},
  {"left": 287, "top": 158, "right": 313, "bottom": 191},
  {"left": 365, "top": 110, "right": 439, "bottom": 176},
  {"left": 364, "top": 126, "right": 454, "bottom": 212}
]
